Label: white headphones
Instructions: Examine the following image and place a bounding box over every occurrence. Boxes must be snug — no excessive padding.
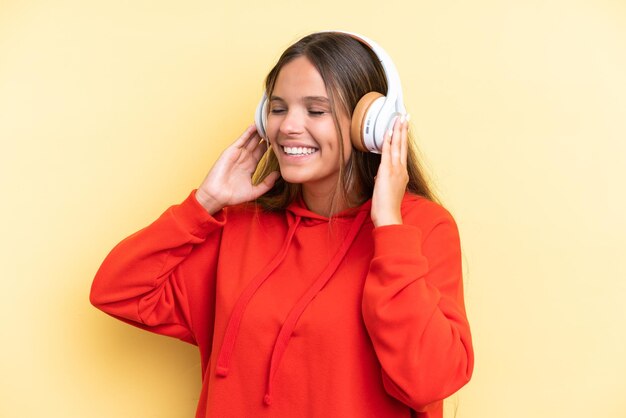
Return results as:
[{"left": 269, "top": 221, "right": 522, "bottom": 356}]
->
[{"left": 254, "top": 30, "right": 406, "bottom": 154}]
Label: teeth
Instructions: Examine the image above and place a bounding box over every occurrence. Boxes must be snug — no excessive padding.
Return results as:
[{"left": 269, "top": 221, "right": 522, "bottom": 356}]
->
[{"left": 283, "top": 146, "right": 317, "bottom": 155}]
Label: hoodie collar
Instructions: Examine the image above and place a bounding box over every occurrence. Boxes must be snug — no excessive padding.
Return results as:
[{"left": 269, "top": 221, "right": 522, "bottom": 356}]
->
[{"left": 286, "top": 196, "right": 372, "bottom": 224}]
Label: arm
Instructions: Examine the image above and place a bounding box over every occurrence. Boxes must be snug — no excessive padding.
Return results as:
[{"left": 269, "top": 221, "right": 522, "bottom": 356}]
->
[
  {"left": 90, "top": 125, "right": 279, "bottom": 345},
  {"left": 89, "top": 191, "right": 225, "bottom": 345},
  {"left": 361, "top": 203, "right": 474, "bottom": 411}
]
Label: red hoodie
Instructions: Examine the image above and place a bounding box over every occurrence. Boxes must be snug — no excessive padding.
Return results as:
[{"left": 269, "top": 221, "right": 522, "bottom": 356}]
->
[{"left": 90, "top": 190, "right": 473, "bottom": 417}]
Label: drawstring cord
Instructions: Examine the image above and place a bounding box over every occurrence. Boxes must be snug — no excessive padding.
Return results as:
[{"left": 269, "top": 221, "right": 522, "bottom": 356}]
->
[
  {"left": 215, "top": 215, "right": 302, "bottom": 377},
  {"left": 263, "top": 210, "right": 368, "bottom": 405}
]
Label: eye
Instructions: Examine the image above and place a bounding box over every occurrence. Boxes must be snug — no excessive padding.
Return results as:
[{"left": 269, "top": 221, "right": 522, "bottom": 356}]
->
[
  {"left": 269, "top": 108, "right": 286, "bottom": 114},
  {"left": 308, "top": 109, "right": 327, "bottom": 116}
]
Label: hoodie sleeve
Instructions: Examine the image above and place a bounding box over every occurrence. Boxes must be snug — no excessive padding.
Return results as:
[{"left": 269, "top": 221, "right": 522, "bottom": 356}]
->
[
  {"left": 361, "top": 199, "right": 474, "bottom": 412},
  {"left": 90, "top": 190, "right": 225, "bottom": 346}
]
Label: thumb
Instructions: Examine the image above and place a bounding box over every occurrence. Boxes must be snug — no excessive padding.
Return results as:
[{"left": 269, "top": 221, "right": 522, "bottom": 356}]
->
[{"left": 252, "top": 171, "right": 280, "bottom": 198}]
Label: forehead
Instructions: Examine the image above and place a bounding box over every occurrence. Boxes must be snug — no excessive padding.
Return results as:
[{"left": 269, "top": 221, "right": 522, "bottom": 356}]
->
[{"left": 272, "top": 56, "right": 328, "bottom": 98}]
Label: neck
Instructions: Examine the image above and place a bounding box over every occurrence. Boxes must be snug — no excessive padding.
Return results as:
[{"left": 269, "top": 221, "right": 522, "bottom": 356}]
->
[
  {"left": 301, "top": 185, "right": 348, "bottom": 218},
  {"left": 301, "top": 182, "right": 367, "bottom": 217},
  {"left": 299, "top": 168, "right": 366, "bottom": 217}
]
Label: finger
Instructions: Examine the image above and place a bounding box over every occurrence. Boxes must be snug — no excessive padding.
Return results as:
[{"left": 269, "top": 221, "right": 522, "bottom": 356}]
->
[
  {"left": 250, "top": 138, "right": 269, "bottom": 162},
  {"left": 252, "top": 171, "right": 280, "bottom": 198},
  {"left": 400, "top": 114, "right": 409, "bottom": 166},
  {"left": 244, "top": 131, "right": 262, "bottom": 153},
  {"left": 232, "top": 124, "right": 258, "bottom": 148},
  {"left": 241, "top": 130, "right": 261, "bottom": 151},
  {"left": 381, "top": 122, "right": 393, "bottom": 166},
  {"left": 390, "top": 115, "right": 403, "bottom": 165}
]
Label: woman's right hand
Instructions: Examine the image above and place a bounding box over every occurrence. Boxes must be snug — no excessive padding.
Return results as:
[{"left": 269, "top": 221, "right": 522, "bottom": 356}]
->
[{"left": 195, "top": 124, "right": 280, "bottom": 214}]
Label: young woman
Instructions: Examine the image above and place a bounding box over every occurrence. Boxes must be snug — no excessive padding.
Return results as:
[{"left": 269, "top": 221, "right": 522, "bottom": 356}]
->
[{"left": 90, "top": 31, "right": 474, "bottom": 418}]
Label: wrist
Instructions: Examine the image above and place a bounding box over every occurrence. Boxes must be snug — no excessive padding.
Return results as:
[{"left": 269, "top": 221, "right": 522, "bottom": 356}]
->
[
  {"left": 372, "top": 212, "right": 403, "bottom": 227},
  {"left": 194, "top": 189, "right": 224, "bottom": 215}
]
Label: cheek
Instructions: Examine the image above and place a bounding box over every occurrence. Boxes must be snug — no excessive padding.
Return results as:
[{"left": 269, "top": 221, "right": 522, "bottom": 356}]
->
[
  {"left": 265, "top": 117, "right": 278, "bottom": 140},
  {"left": 270, "top": 138, "right": 281, "bottom": 156},
  {"left": 342, "top": 139, "right": 352, "bottom": 164},
  {"left": 341, "top": 122, "right": 353, "bottom": 162}
]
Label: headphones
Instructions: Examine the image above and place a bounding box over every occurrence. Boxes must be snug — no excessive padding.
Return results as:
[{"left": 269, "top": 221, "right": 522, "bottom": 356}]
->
[{"left": 254, "top": 30, "right": 406, "bottom": 154}]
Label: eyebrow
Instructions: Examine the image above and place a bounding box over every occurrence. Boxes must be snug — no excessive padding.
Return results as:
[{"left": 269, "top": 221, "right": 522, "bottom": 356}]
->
[{"left": 269, "top": 95, "right": 330, "bottom": 104}]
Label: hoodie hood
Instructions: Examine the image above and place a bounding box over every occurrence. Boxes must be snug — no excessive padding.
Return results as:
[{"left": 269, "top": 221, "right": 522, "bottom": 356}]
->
[{"left": 215, "top": 197, "right": 371, "bottom": 405}]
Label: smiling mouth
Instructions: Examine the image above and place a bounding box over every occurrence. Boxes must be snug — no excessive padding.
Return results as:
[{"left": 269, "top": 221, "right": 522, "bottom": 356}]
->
[{"left": 282, "top": 146, "right": 319, "bottom": 156}]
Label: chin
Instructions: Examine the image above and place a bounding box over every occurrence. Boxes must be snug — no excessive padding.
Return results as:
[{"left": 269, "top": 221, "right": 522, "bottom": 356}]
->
[{"left": 278, "top": 170, "right": 309, "bottom": 185}]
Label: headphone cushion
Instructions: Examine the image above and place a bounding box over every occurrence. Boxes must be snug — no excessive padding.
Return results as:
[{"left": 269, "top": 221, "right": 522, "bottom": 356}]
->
[
  {"left": 255, "top": 96, "right": 268, "bottom": 140},
  {"left": 350, "top": 92, "right": 384, "bottom": 152}
]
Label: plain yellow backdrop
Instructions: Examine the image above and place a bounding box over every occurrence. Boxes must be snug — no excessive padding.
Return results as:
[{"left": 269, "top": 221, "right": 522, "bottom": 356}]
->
[{"left": 1, "top": 1, "right": 625, "bottom": 417}]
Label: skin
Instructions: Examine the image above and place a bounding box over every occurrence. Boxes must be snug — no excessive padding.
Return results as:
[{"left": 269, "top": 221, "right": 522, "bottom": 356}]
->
[
  {"left": 196, "top": 56, "right": 409, "bottom": 226},
  {"left": 265, "top": 57, "right": 353, "bottom": 216}
]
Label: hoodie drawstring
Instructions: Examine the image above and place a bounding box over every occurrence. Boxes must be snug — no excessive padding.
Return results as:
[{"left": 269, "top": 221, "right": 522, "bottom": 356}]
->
[
  {"left": 263, "top": 210, "right": 368, "bottom": 405},
  {"left": 215, "top": 215, "right": 302, "bottom": 377}
]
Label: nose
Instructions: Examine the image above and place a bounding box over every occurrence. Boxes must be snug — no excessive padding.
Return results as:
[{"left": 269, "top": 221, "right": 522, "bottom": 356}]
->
[{"left": 278, "top": 109, "right": 305, "bottom": 137}]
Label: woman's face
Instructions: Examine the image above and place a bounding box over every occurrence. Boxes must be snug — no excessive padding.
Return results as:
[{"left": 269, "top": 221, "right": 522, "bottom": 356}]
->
[{"left": 266, "top": 56, "right": 351, "bottom": 195}]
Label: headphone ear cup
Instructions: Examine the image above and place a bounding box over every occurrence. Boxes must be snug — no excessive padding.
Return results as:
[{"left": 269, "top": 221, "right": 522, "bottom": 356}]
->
[
  {"left": 350, "top": 92, "right": 385, "bottom": 152},
  {"left": 255, "top": 95, "right": 268, "bottom": 140}
]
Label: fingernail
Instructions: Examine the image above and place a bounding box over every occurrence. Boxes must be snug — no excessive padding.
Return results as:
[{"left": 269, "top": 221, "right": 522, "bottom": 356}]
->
[
  {"left": 406, "top": 113, "right": 411, "bottom": 122},
  {"left": 400, "top": 114, "right": 406, "bottom": 123}
]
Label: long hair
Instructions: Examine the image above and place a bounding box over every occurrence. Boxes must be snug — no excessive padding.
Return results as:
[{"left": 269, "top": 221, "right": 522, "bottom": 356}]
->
[{"left": 254, "top": 32, "right": 437, "bottom": 212}]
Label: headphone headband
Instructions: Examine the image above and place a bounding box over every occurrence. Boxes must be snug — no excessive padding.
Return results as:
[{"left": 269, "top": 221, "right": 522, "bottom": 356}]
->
[{"left": 326, "top": 30, "right": 405, "bottom": 115}]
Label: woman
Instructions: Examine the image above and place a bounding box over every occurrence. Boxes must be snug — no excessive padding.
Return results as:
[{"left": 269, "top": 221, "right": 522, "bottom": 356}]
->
[{"left": 90, "top": 31, "right": 474, "bottom": 418}]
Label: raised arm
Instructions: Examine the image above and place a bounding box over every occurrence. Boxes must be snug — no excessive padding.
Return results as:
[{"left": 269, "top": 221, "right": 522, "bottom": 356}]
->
[
  {"left": 362, "top": 203, "right": 474, "bottom": 411},
  {"left": 90, "top": 125, "right": 278, "bottom": 345},
  {"left": 365, "top": 116, "right": 473, "bottom": 411}
]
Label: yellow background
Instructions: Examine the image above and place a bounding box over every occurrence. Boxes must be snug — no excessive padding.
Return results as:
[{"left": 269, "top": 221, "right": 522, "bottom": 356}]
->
[{"left": 1, "top": 1, "right": 625, "bottom": 417}]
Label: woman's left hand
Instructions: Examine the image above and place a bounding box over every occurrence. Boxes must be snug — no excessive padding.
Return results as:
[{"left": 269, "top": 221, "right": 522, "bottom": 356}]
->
[{"left": 371, "top": 114, "right": 410, "bottom": 227}]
